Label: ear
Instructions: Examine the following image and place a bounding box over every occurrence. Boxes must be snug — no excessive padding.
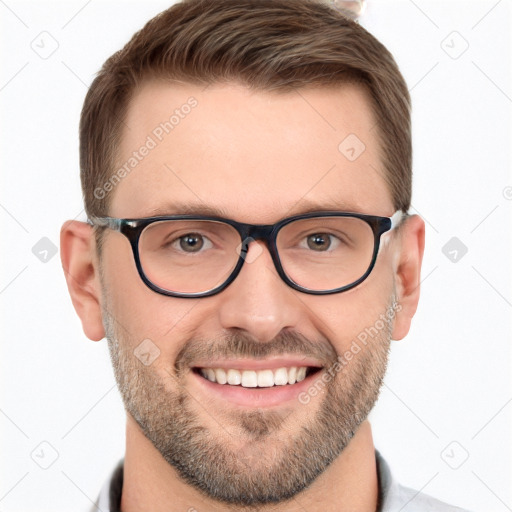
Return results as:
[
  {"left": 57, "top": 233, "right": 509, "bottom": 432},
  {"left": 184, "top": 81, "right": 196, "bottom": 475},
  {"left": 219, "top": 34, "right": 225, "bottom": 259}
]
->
[
  {"left": 60, "top": 220, "right": 105, "bottom": 341},
  {"left": 392, "top": 214, "right": 425, "bottom": 340}
]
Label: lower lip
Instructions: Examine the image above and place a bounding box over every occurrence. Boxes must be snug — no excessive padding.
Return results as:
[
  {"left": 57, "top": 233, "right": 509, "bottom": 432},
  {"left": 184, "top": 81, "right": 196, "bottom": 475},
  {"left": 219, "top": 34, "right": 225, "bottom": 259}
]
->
[{"left": 191, "top": 368, "right": 323, "bottom": 408}]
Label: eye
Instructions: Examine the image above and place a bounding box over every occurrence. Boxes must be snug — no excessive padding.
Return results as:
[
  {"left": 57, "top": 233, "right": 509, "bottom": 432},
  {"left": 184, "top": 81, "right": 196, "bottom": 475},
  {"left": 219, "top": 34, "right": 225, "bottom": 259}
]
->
[
  {"left": 302, "top": 233, "right": 341, "bottom": 252},
  {"left": 172, "top": 233, "right": 213, "bottom": 253}
]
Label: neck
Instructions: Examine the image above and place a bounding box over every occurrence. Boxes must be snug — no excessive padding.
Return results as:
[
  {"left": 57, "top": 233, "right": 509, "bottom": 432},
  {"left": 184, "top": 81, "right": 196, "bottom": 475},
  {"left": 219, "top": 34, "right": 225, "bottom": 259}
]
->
[{"left": 120, "top": 416, "right": 378, "bottom": 512}]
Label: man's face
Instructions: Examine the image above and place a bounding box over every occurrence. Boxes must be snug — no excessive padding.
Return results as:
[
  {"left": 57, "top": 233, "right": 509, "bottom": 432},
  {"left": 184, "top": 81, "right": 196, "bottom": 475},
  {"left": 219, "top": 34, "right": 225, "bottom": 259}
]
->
[{"left": 100, "top": 81, "right": 400, "bottom": 506}]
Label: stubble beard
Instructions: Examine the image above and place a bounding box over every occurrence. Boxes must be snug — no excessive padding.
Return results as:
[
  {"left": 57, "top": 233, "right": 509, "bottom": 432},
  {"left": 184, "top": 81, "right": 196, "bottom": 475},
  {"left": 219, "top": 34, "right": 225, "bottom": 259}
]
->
[{"left": 102, "top": 292, "right": 394, "bottom": 509}]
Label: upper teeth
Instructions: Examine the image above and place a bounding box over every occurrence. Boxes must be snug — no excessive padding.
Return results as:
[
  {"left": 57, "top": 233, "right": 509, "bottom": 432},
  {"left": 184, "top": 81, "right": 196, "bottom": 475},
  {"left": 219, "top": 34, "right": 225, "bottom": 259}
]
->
[{"left": 199, "top": 367, "right": 310, "bottom": 387}]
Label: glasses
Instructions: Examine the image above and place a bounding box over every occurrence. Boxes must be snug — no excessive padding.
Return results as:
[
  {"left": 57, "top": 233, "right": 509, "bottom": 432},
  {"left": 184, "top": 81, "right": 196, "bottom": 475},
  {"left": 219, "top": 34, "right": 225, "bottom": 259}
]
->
[{"left": 88, "top": 210, "right": 405, "bottom": 298}]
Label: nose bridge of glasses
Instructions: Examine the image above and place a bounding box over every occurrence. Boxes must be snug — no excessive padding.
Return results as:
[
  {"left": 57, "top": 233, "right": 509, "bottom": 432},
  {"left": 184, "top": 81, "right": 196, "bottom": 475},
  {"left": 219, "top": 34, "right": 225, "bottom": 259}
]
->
[{"left": 238, "top": 223, "right": 277, "bottom": 251}]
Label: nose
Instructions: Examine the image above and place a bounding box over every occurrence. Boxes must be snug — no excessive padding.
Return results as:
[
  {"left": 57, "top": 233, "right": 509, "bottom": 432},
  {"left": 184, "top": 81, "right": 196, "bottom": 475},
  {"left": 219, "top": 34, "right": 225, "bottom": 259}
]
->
[{"left": 216, "top": 239, "right": 303, "bottom": 343}]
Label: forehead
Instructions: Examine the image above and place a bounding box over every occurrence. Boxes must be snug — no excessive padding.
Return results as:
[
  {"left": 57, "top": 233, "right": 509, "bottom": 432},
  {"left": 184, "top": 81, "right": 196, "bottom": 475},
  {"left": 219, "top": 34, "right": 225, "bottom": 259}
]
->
[{"left": 110, "top": 80, "right": 393, "bottom": 221}]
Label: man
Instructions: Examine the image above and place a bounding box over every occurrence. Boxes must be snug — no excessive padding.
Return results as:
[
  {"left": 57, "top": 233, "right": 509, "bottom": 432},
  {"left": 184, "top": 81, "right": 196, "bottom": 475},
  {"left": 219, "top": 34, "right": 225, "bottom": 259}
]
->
[{"left": 60, "top": 0, "right": 472, "bottom": 510}]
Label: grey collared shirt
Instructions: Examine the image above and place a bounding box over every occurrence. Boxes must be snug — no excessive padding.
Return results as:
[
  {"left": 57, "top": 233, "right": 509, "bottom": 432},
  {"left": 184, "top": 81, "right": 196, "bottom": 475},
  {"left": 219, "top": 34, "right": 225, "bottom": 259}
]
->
[{"left": 91, "top": 450, "right": 473, "bottom": 511}]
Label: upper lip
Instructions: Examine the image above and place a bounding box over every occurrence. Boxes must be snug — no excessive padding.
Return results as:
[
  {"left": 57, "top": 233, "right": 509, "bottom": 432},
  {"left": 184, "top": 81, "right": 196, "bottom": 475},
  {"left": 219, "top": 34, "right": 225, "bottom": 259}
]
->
[{"left": 192, "top": 357, "right": 324, "bottom": 371}]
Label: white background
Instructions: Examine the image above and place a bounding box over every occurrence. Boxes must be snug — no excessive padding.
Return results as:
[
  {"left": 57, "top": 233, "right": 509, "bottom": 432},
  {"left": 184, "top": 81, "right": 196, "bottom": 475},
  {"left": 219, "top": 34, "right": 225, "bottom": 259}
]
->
[{"left": 1, "top": 1, "right": 511, "bottom": 511}]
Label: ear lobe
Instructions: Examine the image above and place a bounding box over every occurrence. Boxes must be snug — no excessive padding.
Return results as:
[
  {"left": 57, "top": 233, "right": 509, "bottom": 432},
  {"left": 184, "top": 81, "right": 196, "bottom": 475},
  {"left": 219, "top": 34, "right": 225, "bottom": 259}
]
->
[
  {"left": 392, "top": 214, "right": 425, "bottom": 341},
  {"left": 60, "top": 220, "right": 105, "bottom": 341}
]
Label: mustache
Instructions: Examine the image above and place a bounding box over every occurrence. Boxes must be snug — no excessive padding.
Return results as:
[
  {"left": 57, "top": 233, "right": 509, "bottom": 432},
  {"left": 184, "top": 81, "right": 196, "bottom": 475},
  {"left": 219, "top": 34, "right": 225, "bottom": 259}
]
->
[{"left": 174, "top": 330, "right": 337, "bottom": 374}]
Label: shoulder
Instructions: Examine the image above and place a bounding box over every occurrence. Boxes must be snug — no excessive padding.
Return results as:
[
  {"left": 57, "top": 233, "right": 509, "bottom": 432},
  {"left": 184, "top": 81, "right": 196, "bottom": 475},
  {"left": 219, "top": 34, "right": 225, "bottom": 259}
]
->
[
  {"left": 387, "top": 482, "right": 474, "bottom": 512},
  {"left": 376, "top": 450, "right": 474, "bottom": 512}
]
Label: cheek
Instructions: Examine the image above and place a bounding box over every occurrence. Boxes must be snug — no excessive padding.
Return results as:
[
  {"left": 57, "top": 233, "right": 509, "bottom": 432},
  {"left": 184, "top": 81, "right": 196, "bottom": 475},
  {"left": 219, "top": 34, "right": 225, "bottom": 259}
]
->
[
  {"left": 101, "top": 236, "right": 198, "bottom": 355},
  {"left": 102, "top": 238, "right": 146, "bottom": 331},
  {"left": 310, "top": 271, "right": 396, "bottom": 353}
]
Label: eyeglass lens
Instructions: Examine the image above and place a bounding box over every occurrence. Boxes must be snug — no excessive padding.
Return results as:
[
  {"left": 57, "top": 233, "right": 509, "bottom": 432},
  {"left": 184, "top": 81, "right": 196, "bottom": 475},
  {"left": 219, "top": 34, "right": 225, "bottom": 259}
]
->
[{"left": 138, "top": 217, "right": 375, "bottom": 294}]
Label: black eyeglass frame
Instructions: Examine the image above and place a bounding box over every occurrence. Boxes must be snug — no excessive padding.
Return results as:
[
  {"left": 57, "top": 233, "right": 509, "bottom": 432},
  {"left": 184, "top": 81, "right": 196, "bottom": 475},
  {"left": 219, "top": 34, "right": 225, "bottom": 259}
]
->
[{"left": 88, "top": 210, "right": 406, "bottom": 298}]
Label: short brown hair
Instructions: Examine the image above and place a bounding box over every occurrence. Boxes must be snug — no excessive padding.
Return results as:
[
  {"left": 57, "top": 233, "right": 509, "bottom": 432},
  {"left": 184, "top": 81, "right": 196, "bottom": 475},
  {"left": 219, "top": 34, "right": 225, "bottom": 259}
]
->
[{"left": 80, "top": 0, "right": 411, "bottom": 220}]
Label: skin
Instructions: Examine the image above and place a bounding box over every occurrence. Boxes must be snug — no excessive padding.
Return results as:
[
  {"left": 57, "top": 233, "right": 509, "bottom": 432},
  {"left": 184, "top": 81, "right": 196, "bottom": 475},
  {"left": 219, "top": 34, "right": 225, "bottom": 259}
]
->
[{"left": 61, "top": 81, "right": 424, "bottom": 512}]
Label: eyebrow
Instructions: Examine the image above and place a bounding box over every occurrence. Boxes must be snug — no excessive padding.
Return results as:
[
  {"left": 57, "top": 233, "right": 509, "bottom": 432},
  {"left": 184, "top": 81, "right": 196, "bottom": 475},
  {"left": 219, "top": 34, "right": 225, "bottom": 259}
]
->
[{"left": 144, "top": 199, "right": 364, "bottom": 219}]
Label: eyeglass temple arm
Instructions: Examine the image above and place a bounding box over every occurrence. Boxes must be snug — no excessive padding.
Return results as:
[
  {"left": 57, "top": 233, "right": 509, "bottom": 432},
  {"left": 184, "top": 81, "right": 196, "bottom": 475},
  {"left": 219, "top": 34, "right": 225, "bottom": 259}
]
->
[
  {"left": 389, "top": 210, "right": 409, "bottom": 231},
  {"left": 389, "top": 210, "right": 410, "bottom": 231},
  {"left": 87, "top": 216, "right": 123, "bottom": 231}
]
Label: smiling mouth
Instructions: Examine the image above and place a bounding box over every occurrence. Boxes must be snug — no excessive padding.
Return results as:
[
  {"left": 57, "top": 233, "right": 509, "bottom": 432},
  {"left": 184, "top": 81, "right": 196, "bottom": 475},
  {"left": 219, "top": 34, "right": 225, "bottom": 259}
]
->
[{"left": 193, "top": 366, "right": 322, "bottom": 388}]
